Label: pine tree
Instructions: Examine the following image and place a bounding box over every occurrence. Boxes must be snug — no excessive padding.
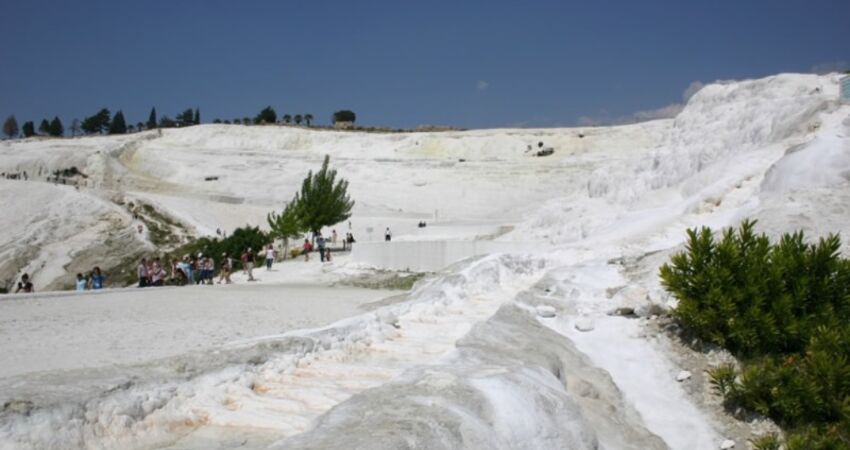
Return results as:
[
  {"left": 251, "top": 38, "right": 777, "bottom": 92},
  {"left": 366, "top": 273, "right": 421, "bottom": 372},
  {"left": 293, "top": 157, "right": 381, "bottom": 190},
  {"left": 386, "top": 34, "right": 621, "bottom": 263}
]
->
[
  {"left": 293, "top": 155, "right": 354, "bottom": 238},
  {"left": 193, "top": 108, "right": 200, "bottom": 125},
  {"left": 109, "top": 110, "right": 127, "bottom": 134},
  {"left": 254, "top": 106, "right": 276, "bottom": 124},
  {"left": 2, "top": 115, "right": 18, "bottom": 138},
  {"left": 267, "top": 199, "right": 305, "bottom": 259},
  {"left": 147, "top": 107, "right": 157, "bottom": 130},
  {"left": 176, "top": 108, "right": 194, "bottom": 127},
  {"left": 69, "top": 119, "right": 80, "bottom": 137},
  {"left": 39, "top": 119, "right": 50, "bottom": 135},
  {"left": 81, "top": 108, "right": 111, "bottom": 134},
  {"left": 22, "top": 121, "right": 35, "bottom": 137},
  {"left": 48, "top": 116, "right": 63, "bottom": 137}
]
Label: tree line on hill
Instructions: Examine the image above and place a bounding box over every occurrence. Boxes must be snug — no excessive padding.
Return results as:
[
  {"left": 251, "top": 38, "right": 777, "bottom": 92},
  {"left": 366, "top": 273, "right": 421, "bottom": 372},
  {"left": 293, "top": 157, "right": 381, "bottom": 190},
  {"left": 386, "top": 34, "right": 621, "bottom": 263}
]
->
[{"left": 2, "top": 106, "right": 357, "bottom": 139}]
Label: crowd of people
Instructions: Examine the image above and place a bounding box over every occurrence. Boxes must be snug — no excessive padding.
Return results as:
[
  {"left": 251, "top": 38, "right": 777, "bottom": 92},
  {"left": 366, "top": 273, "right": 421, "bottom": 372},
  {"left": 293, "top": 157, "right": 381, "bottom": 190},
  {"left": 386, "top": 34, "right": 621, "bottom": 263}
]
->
[{"left": 7, "top": 223, "right": 423, "bottom": 295}]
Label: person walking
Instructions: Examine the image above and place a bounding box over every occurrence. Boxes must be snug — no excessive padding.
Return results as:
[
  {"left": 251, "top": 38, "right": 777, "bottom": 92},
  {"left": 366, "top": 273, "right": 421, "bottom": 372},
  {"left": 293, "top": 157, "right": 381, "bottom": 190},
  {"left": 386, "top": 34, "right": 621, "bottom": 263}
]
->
[
  {"left": 265, "top": 244, "right": 275, "bottom": 270},
  {"left": 218, "top": 253, "right": 233, "bottom": 284},
  {"left": 302, "top": 239, "right": 312, "bottom": 262},
  {"left": 244, "top": 248, "right": 255, "bottom": 281},
  {"left": 317, "top": 235, "right": 327, "bottom": 262}
]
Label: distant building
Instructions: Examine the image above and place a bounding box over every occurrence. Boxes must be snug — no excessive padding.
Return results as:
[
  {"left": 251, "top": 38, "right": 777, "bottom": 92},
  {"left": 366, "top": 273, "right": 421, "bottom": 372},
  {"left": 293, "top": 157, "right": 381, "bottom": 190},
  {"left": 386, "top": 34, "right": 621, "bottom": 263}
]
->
[{"left": 842, "top": 76, "right": 850, "bottom": 103}]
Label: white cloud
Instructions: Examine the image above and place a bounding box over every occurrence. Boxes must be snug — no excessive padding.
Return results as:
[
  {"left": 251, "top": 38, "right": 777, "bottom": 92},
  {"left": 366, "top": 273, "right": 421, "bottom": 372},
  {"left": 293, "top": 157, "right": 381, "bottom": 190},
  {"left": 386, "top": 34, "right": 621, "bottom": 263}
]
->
[{"left": 476, "top": 80, "right": 490, "bottom": 91}]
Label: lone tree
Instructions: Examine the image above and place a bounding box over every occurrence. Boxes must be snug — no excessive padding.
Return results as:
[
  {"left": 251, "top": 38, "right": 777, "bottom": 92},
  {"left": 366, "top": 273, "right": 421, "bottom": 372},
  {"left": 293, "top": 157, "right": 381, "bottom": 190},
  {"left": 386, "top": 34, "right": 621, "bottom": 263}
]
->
[
  {"left": 294, "top": 155, "right": 354, "bottom": 239},
  {"left": 332, "top": 110, "right": 356, "bottom": 124},
  {"left": 147, "top": 107, "right": 157, "bottom": 130},
  {"left": 3, "top": 115, "right": 18, "bottom": 139},
  {"left": 69, "top": 119, "right": 80, "bottom": 137},
  {"left": 255, "top": 106, "right": 276, "bottom": 124},
  {"left": 48, "top": 117, "right": 64, "bottom": 137},
  {"left": 22, "top": 121, "right": 35, "bottom": 137},
  {"left": 109, "top": 110, "right": 127, "bottom": 134},
  {"left": 267, "top": 199, "right": 304, "bottom": 259},
  {"left": 304, "top": 114, "right": 313, "bottom": 126}
]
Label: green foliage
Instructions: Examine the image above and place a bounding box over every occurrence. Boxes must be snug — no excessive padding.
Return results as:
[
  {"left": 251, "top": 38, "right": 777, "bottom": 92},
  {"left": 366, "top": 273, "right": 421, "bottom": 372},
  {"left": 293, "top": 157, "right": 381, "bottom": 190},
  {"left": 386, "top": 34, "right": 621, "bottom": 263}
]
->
[
  {"left": 185, "top": 226, "right": 269, "bottom": 267},
  {"left": 81, "top": 108, "right": 110, "bottom": 134},
  {"left": 332, "top": 109, "right": 356, "bottom": 124},
  {"left": 282, "top": 114, "right": 292, "bottom": 124},
  {"left": 48, "top": 116, "right": 63, "bottom": 137},
  {"left": 255, "top": 106, "right": 276, "bottom": 124},
  {"left": 3, "top": 115, "right": 18, "bottom": 138},
  {"left": 147, "top": 107, "right": 157, "bottom": 130},
  {"left": 304, "top": 113, "right": 313, "bottom": 126},
  {"left": 193, "top": 108, "right": 200, "bottom": 125},
  {"left": 38, "top": 119, "right": 50, "bottom": 135},
  {"left": 293, "top": 155, "right": 354, "bottom": 235},
  {"left": 159, "top": 116, "right": 176, "bottom": 128},
  {"left": 661, "top": 220, "right": 850, "bottom": 448},
  {"left": 109, "top": 110, "right": 127, "bottom": 134},
  {"left": 750, "top": 433, "right": 782, "bottom": 450},
  {"left": 22, "top": 121, "right": 35, "bottom": 137},
  {"left": 176, "top": 108, "right": 194, "bottom": 127},
  {"left": 294, "top": 114, "right": 303, "bottom": 125}
]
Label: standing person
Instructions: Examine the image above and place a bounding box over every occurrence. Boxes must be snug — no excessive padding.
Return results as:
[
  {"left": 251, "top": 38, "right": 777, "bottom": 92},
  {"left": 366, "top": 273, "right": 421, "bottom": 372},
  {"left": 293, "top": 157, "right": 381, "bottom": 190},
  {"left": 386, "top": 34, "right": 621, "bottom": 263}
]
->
[
  {"left": 240, "top": 250, "right": 249, "bottom": 275},
  {"left": 265, "top": 244, "right": 275, "bottom": 270},
  {"left": 204, "top": 256, "right": 215, "bottom": 284},
  {"left": 317, "top": 235, "right": 327, "bottom": 262},
  {"left": 302, "top": 239, "right": 312, "bottom": 262},
  {"left": 218, "top": 253, "right": 233, "bottom": 284},
  {"left": 244, "top": 248, "right": 255, "bottom": 281},
  {"left": 181, "top": 256, "right": 193, "bottom": 285},
  {"left": 75, "top": 273, "right": 87, "bottom": 291},
  {"left": 89, "top": 267, "right": 105, "bottom": 290},
  {"left": 193, "top": 253, "right": 204, "bottom": 285},
  {"left": 332, "top": 230, "right": 338, "bottom": 244},
  {"left": 137, "top": 258, "right": 149, "bottom": 288},
  {"left": 15, "top": 273, "right": 34, "bottom": 293},
  {"left": 150, "top": 258, "right": 165, "bottom": 286},
  {"left": 385, "top": 227, "right": 392, "bottom": 242}
]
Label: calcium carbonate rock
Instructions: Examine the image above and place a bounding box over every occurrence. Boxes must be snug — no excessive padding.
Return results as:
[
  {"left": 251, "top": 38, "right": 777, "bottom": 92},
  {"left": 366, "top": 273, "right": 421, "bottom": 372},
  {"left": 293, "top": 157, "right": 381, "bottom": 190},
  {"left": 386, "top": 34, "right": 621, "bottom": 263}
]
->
[
  {"left": 574, "top": 318, "right": 595, "bottom": 332},
  {"left": 676, "top": 370, "right": 692, "bottom": 382},
  {"left": 536, "top": 305, "right": 557, "bottom": 318},
  {"left": 720, "top": 439, "right": 735, "bottom": 449}
]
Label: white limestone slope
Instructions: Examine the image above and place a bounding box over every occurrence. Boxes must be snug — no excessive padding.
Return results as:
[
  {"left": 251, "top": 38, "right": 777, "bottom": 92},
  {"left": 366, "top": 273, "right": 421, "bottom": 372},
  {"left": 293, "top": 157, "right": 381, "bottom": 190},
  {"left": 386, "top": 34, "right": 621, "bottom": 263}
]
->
[{"left": 0, "top": 72, "right": 849, "bottom": 450}]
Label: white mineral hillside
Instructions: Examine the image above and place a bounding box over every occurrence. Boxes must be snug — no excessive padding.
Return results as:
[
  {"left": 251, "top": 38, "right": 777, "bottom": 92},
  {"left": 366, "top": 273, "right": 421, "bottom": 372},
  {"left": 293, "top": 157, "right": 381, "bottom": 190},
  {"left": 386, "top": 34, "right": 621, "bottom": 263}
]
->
[{"left": 0, "top": 73, "right": 848, "bottom": 449}]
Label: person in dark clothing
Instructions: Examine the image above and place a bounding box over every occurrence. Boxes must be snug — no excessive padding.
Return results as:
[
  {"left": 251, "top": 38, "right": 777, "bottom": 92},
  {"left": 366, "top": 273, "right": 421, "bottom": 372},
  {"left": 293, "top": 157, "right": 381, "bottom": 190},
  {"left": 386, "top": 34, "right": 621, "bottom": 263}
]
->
[{"left": 15, "top": 273, "right": 34, "bottom": 293}]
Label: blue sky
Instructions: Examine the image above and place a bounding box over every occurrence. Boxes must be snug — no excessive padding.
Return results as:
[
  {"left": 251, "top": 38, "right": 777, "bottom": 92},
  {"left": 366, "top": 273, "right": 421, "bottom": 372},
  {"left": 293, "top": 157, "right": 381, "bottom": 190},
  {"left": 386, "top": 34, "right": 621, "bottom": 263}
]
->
[{"left": 1, "top": 0, "right": 848, "bottom": 129}]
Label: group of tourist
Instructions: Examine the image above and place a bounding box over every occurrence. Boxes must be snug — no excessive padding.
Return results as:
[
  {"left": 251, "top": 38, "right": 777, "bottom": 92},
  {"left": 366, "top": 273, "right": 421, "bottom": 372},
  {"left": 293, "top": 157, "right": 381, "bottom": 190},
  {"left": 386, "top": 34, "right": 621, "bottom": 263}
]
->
[{"left": 76, "top": 267, "right": 105, "bottom": 291}]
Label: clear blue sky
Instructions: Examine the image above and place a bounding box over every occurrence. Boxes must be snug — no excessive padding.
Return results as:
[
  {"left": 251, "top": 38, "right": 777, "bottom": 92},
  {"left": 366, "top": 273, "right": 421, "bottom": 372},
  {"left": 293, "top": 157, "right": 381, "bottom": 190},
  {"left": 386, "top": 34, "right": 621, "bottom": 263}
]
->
[{"left": 1, "top": 0, "right": 848, "bottom": 129}]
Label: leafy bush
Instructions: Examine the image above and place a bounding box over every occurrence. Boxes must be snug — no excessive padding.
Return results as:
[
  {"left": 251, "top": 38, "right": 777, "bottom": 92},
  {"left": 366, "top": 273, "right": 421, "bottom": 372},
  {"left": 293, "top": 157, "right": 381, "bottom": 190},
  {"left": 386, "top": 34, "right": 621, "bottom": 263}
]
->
[
  {"left": 660, "top": 220, "right": 850, "bottom": 448},
  {"left": 183, "top": 226, "right": 269, "bottom": 267}
]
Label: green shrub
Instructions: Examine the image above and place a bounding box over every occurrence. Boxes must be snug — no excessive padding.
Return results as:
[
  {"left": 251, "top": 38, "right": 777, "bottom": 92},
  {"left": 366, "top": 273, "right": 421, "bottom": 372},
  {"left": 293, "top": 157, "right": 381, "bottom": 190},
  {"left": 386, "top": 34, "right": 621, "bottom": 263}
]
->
[{"left": 660, "top": 220, "right": 850, "bottom": 448}]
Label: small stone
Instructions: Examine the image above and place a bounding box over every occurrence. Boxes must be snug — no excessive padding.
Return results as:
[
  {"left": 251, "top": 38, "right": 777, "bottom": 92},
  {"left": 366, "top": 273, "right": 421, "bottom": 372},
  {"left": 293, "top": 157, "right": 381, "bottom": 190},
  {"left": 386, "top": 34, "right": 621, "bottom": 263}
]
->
[
  {"left": 536, "top": 305, "right": 557, "bottom": 318},
  {"left": 574, "top": 318, "right": 595, "bottom": 332},
  {"left": 676, "top": 370, "right": 692, "bottom": 382},
  {"left": 720, "top": 439, "right": 735, "bottom": 449}
]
